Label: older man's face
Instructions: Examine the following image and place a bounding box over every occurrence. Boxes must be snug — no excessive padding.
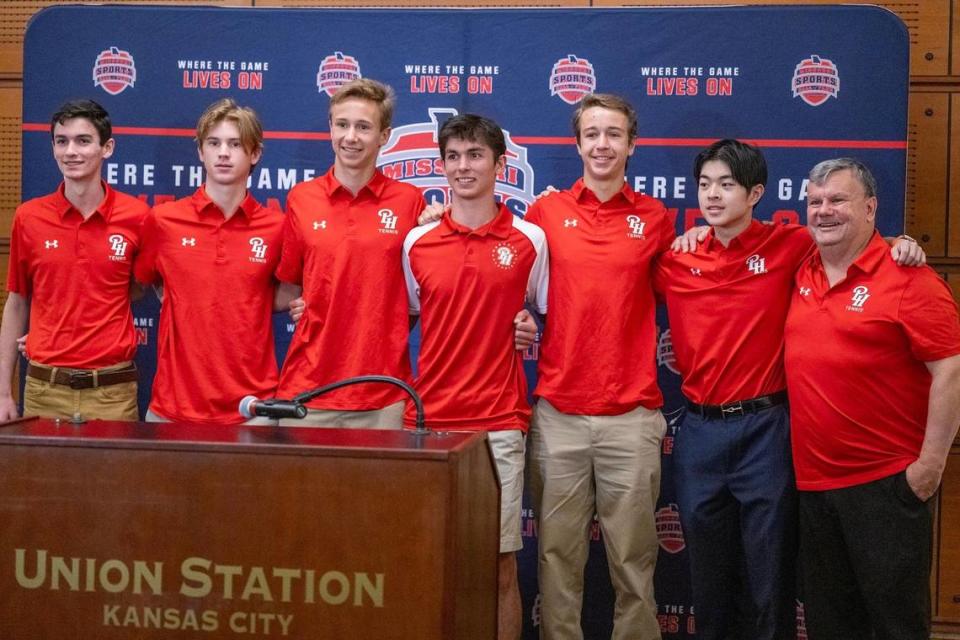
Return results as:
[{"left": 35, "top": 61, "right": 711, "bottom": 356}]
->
[{"left": 806, "top": 168, "right": 877, "bottom": 251}]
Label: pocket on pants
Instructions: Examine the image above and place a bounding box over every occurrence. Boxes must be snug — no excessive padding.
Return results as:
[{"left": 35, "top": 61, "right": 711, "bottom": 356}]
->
[{"left": 891, "top": 469, "right": 929, "bottom": 507}]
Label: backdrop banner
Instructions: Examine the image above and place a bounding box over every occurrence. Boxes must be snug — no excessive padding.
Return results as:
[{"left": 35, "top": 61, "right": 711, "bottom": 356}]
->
[{"left": 22, "top": 5, "right": 908, "bottom": 637}]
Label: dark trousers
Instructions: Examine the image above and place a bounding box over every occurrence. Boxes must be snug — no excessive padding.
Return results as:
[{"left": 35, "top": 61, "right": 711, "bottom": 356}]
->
[
  {"left": 798, "top": 472, "right": 933, "bottom": 640},
  {"left": 674, "top": 404, "right": 797, "bottom": 640}
]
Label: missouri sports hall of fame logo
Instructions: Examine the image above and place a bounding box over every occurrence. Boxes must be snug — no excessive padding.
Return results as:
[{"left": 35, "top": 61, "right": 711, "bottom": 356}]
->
[
  {"left": 791, "top": 54, "right": 839, "bottom": 107},
  {"left": 93, "top": 47, "right": 136, "bottom": 95}
]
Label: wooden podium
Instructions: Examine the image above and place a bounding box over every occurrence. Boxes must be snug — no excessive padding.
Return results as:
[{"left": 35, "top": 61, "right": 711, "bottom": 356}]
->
[{"left": 0, "top": 418, "right": 499, "bottom": 639}]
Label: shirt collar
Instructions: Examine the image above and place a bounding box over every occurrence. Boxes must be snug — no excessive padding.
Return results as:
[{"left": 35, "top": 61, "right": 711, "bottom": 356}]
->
[
  {"left": 570, "top": 177, "right": 636, "bottom": 206},
  {"left": 321, "top": 167, "right": 388, "bottom": 199},
  {"left": 440, "top": 203, "right": 513, "bottom": 239},
  {"left": 703, "top": 218, "right": 765, "bottom": 251},
  {"left": 191, "top": 186, "right": 262, "bottom": 221},
  {"left": 54, "top": 180, "right": 115, "bottom": 222},
  {"left": 809, "top": 230, "right": 886, "bottom": 278}
]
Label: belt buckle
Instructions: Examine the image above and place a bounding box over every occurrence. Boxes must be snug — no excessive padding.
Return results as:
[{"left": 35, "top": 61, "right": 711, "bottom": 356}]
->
[
  {"left": 720, "top": 401, "right": 744, "bottom": 419},
  {"left": 68, "top": 371, "right": 91, "bottom": 389}
]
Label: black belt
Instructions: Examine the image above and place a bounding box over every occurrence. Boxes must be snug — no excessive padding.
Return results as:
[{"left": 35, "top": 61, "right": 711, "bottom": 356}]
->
[{"left": 686, "top": 390, "right": 788, "bottom": 421}]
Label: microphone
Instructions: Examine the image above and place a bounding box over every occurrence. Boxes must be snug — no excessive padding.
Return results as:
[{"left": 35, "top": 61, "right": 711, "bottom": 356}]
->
[{"left": 239, "top": 396, "right": 308, "bottom": 420}]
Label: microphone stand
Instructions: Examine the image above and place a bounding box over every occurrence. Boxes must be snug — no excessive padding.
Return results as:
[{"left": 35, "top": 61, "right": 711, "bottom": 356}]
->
[{"left": 293, "top": 375, "right": 429, "bottom": 436}]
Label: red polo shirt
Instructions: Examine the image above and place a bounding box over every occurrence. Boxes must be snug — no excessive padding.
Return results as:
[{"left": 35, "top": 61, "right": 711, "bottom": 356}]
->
[
  {"left": 654, "top": 220, "right": 814, "bottom": 405},
  {"left": 7, "top": 182, "right": 146, "bottom": 368},
  {"left": 275, "top": 169, "right": 424, "bottom": 409},
  {"left": 134, "top": 187, "right": 283, "bottom": 424},
  {"left": 524, "top": 179, "right": 672, "bottom": 415},
  {"left": 402, "top": 205, "right": 548, "bottom": 431},
  {"left": 785, "top": 231, "right": 960, "bottom": 490}
]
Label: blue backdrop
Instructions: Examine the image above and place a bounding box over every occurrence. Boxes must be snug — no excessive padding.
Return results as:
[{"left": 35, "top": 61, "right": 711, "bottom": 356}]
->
[{"left": 21, "top": 5, "right": 908, "bottom": 637}]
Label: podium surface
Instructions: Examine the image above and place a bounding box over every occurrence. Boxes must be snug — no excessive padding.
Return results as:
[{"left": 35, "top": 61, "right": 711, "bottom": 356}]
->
[{"left": 0, "top": 418, "right": 499, "bottom": 639}]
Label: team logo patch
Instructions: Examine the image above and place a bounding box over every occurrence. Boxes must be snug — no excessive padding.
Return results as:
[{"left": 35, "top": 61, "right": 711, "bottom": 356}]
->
[
  {"left": 93, "top": 47, "right": 137, "bottom": 96},
  {"left": 746, "top": 253, "right": 767, "bottom": 274},
  {"left": 655, "top": 504, "right": 685, "bottom": 553},
  {"left": 846, "top": 285, "right": 870, "bottom": 312},
  {"left": 656, "top": 327, "right": 679, "bottom": 375},
  {"left": 108, "top": 234, "right": 128, "bottom": 261},
  {"left": 791, "top": 55, "right": 839, "bottom": 107},
  {"left": 377, "top": 108, "right": 537, "bottom": 218},
  {"left": 492, "top": 242, "right": 517, "bottom": 269},
  {"left": 378, "top": 208, "right": 399, "bottom": 234},
  {"left": 249, "top": 237, "right": 267, "bottom": 263},
  {"left": 626, "top": 214, "right": 646, "bottom": 239},
  {"left": 549, "top": 55, "right": 596, "bottom": 105},
  {"left": 316, "top": 51, "right": 361, "bottom": 97}
]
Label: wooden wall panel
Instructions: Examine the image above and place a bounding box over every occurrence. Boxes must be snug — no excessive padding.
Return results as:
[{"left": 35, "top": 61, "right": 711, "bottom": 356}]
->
[
  {"left": 256, "top": 0, "right": 588, "bottom": 5},
  {"left": 0, "top": 1, "right": 252, "bottom": 76},
  {"left": 591, "top": 0, "right": 951, "bottom": 77},
  {"left": 0, "top": 84, "right": 21, "bottom": 239},
  {"left": 906, "top": 92, "right": 950, "bottom": 257},
  {"left": 951, "top": 93, "right": 960, "bottom": 258},
  {"left": 936, "top": 451, "right": 960, "bottom": 622}
]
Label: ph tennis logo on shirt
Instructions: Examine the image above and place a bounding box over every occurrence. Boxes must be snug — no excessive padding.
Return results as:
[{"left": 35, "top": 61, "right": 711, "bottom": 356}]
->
[
  {"left": 317, "top": 52, "right": 361, "bottom": 97},
  {"left": 626, "top": 214, "right": 646, "bottom": 239},
  {"left": 746, "top": 254, "right": 767, "bottom": 274},
  {"left": 549, "top": 55, "right": 596, "bottom": 105},
  {"left": 378, "top": 108, "right": 537, "bottom": 218},
  {"left": 791, "top": 55, "right": 839, "bottom": 107},
  {"left": 377, "top": 208, "right": 399, "bottom": 234},
  {"left": 93, "top": 47, "right": 137, "bottom": 96},
  {"left": 249, "top": 237, "right": 268, "bottom": 262},
  {"left": 108, "top": 234, "right": 128, "bottom": 261},
  {"left": 846, "top": 285, "right": 870, "bottom": 312},
  {"left": 492, "top": 242, "right": 517, "bottom": 269},
  {"left": 655, "top": 504, "right": 685, "bottom": 553}
]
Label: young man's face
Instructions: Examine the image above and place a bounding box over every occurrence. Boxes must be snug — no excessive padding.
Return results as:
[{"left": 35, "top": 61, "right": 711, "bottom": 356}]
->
[
  {"left": 442, "top": 136, "right": 505, "bottom": 202},
  {"left": 329, "top": 98, "right": 390, "bottom": 172},
  {"left": 198, "top": 120, "right": 261, "bottom": 188},
  {"left": 806, "top": 168, "right": 877, "bottom": 251},
  {"left": 52, "top": 118, "right": 114, "bottom": 183},
  {"left": 697, "top": 159, "right": 763, "bottom": 234},
  {"left": 576, "top": 106, "right": 635, "bottom": 184}
]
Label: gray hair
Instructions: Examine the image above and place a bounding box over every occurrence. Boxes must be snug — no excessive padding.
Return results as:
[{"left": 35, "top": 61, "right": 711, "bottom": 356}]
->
[{"left": 808, "top": 158, "right": 877, "bottom": 198}]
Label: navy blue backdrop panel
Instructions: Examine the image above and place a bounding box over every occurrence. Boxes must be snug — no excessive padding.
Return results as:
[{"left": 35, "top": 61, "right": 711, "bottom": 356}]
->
[{"left": 21, "top": 5, "right": 907, "bottom": 638}]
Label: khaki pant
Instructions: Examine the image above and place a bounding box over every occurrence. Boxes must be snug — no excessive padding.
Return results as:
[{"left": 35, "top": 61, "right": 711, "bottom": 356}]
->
[
  {"left": 487, "top": 429, "right": 526, "bottom": 553},
  {"left": 278, "top": 401, "right": 405, "bottom": 428},
  {"left": 528, "top": 399, "right": 667, "bottom": 640},
  {"left": 23, "top": 361, "right": 139, "bottom": 422}
]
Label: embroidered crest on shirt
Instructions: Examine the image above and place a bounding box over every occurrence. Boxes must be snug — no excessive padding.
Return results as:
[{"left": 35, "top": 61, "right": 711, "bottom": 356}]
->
[
  {"left": 249, "top": 237, "right": 268, "bottom": 263},
  {"left": 181, "top": 237, "right": 196, "bottom": 247},
  {"left": 312, "top": 220, "right": 327, "bottom": 231},
  {"left": 492, "top": 242, "right": 517, "bottom": 270},
  {"left": 746, "top": 254, "right": 768, "bottom": 275},
  {"left": 108, "top": 234, "right": 128, "bottom": 261},
  {"left": 44, "top": 240, "right": 59, "bottom": 250},
  {"left": 846, "top": 285, "right": 870, "bottom": 312},
  {"left": 377, "top": 208, "right": 399, "bottom": 235},
  {"left": 626, "top": 214, "right": 646, "bottom": 239}
]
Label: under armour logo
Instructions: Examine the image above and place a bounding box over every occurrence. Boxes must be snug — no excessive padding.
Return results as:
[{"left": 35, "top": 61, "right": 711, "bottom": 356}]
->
[
  {"left": 181, "top": 237, "right": 196, "bottom": 247},
  {"left": 44, "top": 240, "right": 58, "bottom": 249},
  {"left": 690, "top": 268, "right": 702, "bottom": 277},
  {"left": 746, "top": 254, "right": 767, "bottom": 275},
  {"left": 564, "top": 219, "right": 578, "bottom": 228},
  {"left": 313, "top": 220, "right": 327, "bottom": 230},
  {"left": 799, "top": 287, "right": 811, "bottom": 296}
]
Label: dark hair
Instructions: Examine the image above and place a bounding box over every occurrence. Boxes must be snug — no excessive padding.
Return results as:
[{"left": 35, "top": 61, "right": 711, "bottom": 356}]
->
[
  {"left": 572, "top": 93, "right": 637, "bottom": 143},
  {"left": 438, "top": 114, "right": 506, "bottom": 159},
  {"left": 50, "top": 99, "right": 112, "bottom": 145},
  {"left": 693, "top": 138, "right": 767, "bottom": 192}
]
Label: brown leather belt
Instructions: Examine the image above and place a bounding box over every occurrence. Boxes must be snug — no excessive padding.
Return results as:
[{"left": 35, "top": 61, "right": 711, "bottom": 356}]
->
[{"left": 27, "top": 363, "right": 138, "bottom": 389}]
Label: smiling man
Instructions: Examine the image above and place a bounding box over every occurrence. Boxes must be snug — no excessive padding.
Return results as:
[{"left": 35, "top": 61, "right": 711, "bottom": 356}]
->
[
  {"left": 402, "top": 114, "right": 548, "bottom": 640},
  {"left": 274, "top": 78, "right": 425, "bottom": 427},
  {"left": 135, "top": 99, "right": 285, "bottom": 425},
  {"left": 0, "top": 99, "right": 147, "bottom": 422},
  {"left": 785, "top": 158, "right": 960, "bottom": 640}
]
